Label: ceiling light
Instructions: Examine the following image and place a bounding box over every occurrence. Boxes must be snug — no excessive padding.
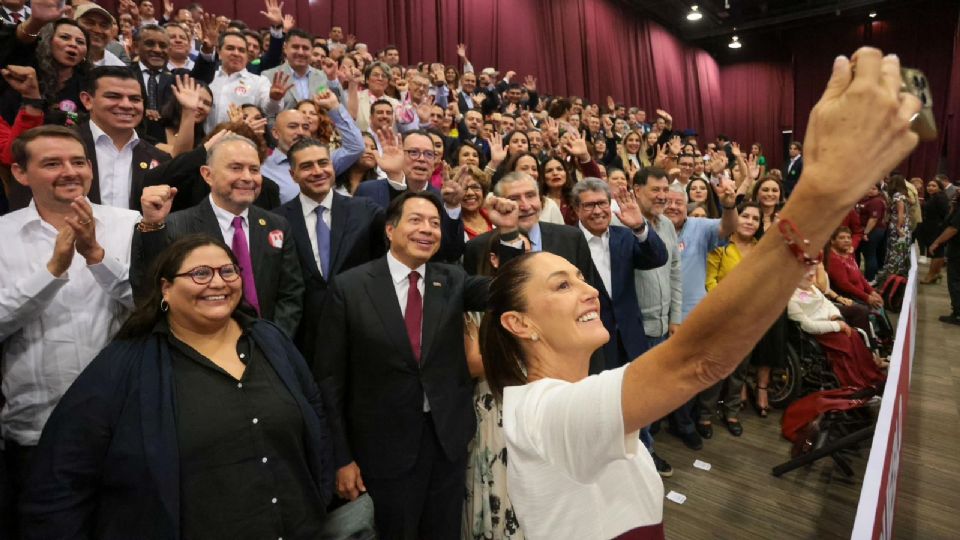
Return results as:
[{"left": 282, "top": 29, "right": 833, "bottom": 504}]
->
[
  {"left": 728, "top": 35, "right": 742, "bottom": 49},
  {"left": 687, "top": 5, "right": 703, "bottom": 21},
  {"left": 868, "top": 11, "right": 877, "bottom": 18}
]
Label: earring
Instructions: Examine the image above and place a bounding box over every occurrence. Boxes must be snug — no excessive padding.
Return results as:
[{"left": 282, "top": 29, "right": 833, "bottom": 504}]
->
[
  {"left": 160, "top": 299, "right": 169, "bottom": 312},
  {"left": 531, "top": 333, "right": 539, "bottom": 342}
]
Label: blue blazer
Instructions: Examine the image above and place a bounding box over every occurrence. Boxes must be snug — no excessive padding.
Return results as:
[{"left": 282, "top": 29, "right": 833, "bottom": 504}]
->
[
  {"left": 20, "top": 320, "right": 334, "bottom": 540},
  {"left": 598, "top": 225, "right": 668, "bottom": 369}
]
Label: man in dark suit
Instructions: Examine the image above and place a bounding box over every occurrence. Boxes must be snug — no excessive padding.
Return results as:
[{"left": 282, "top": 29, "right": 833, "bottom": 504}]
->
[
  {"left": 315, "top": 191, "right": 518, "bottom": 539},
  {"left": 0, "top": 0, "right": 28, "bottom": 25},
  {"left": 134, "top": 133, "right": 304, "bottom": 337},
  {"left": 77, "top": 66, "right": 172, "bottom": 210},
  {"left": 128, "top": 24, "right": 216, "bottom": 143},
  {"left": 463, "top": 171, "right": 609, "bottom": 373},
  {"left": 784, "top": 140, "right": 804, "bottom": 198},
  {"left": 355, "top": 129, "right": 464, "bottom": 262},
  {"left": 570, "top": 178, "right": 667, "bottom": 370},
  {"left": 276, "top": 137, "right": 386, "bottom": 357}
]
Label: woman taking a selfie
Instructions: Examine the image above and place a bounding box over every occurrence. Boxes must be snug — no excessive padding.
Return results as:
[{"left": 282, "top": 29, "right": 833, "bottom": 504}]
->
[{"left": 479, "top": 48, "right": 920, "bottom": 539}]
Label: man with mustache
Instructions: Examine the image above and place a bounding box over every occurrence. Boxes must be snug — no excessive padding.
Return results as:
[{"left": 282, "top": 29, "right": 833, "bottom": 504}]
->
[{"left": 0, "top": 126, "right": 139, "bottom": 537}]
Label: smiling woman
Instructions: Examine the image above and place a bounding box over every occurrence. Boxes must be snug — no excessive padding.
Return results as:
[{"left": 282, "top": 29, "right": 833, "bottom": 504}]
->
[
  {"left": 479, "top": 48, "right": 922, "bottom": 539},
  {"left": 20, "top": 235, "right": 337, "bottom": 538}
]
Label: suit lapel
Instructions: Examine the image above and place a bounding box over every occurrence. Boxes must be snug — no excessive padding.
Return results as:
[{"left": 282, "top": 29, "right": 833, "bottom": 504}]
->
[
  {"left": 286, "top": 199, "right": 320, "bottom": 277},
  {"left": 608, "top": 228, "right": 626, "bottom": 299},
  {"left": 365, "top": 259, "right": 418, "bottom": 368},
  {"left": 419, "top": 265, "right": 448, "bottom": 365},
  {"left": 197, "top": 198, "right": 223, "bottom": 238},
  {"left": 79, "top": 123, "right": 102, "bottom": 205},
  {"left": 129, "top": 144, "right": 149, "bottom": 209},
  {"left": 329, "top": 193, "right": 350, "bottom": 272},
  {"left": 248, "top": 208, "right": 269, "bottom": 287}
]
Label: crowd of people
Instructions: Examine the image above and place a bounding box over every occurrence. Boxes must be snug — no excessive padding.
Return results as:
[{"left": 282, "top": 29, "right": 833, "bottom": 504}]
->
[{"left": 0, "top": 0, "right": 951, "bottom": 538}]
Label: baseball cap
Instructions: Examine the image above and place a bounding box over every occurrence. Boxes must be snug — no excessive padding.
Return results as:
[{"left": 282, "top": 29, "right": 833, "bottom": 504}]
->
[
  {"left": 75, "top": 3, "right": 117, "bottom": 25},
  {"left": 481, "top": 67, "right": 498, "bottom": 76}
]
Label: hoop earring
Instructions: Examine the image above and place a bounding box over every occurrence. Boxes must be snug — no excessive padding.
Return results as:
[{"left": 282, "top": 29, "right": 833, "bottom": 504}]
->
[{"left": 160, "top": 299, "right": 169, "bottom": 312}]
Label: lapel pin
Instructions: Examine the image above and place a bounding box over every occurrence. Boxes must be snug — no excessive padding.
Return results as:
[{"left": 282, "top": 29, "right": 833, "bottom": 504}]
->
[
  {"left": 432, "top": 281, "right": 442, "bottom": 287},
  {"left": 139, "top": 162, "right": 148, "bottom": 169},
  {"left": 258, "top": 218, "right": 267, "bottom": 226}
]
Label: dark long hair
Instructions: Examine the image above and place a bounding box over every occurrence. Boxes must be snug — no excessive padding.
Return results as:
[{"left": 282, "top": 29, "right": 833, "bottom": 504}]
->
[
  {"left": 686, "top": 177, "right": 720, "bottom": 219},
  {"left": 480, "top": 253, "right": 539, "bottom": 401},
  {"left": 117, "top": 235, "right": 243, "bottom": 339},
  {"left": 36, "top": 19, "right": 92, "bottom": 111}
]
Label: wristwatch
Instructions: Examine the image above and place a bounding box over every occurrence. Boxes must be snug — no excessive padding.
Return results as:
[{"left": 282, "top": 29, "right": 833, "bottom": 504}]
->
[{"left": 632, "top": 220, "right": 646, "bottom": 235}]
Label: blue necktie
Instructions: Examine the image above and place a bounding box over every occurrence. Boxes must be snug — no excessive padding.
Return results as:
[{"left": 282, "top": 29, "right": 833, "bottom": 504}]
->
[{"left": 315, "top": 206, "right": 331, "bottom": 278}]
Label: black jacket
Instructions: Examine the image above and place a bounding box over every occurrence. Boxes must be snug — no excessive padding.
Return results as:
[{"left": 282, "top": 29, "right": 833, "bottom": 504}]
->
[{"left": 20, "top": 319, "right": 334, "bottom": 540}]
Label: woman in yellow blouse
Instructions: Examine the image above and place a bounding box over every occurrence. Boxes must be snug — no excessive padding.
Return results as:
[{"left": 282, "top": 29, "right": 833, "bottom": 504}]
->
[{"left": 701, "top": 202, "right": 761, "bottom": 436}]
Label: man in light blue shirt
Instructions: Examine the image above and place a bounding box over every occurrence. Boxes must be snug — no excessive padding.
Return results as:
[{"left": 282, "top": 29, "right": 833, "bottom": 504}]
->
[
  {"left": 261, "top": 91, "right": 364, "bottom": 203},
  {"left": 663, "top": 182, "right": 738, "bottom": 440}
]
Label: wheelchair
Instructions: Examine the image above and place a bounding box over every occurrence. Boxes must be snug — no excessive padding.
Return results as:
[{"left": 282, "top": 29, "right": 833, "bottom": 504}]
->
[{"left": 768, "top": 321, "right": 839, "bottom": 409}]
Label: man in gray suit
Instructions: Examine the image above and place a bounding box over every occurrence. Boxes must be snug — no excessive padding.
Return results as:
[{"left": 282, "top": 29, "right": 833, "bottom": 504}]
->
[{"left": 261, "top": 28, "right": 339, "bottom": 115}]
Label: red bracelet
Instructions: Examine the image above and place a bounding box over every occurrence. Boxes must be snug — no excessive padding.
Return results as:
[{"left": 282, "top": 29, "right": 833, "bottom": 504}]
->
[{"left": 777, "top": 218, "right": 823, "bottom": 266}]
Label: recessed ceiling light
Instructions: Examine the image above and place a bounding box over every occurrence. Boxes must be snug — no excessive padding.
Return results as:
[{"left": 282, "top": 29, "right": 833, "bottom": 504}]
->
[
  {"left": 687, "top": 5, "right": 703, "bottom": 21},
  {"left": 728, "top": 35, "right": 742, "bottom": 49}
]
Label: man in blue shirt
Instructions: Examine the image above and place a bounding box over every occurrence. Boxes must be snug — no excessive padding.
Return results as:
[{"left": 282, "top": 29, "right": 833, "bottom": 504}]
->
[{"left": 663, "top": 182, "right": 738, "bottom": 439}]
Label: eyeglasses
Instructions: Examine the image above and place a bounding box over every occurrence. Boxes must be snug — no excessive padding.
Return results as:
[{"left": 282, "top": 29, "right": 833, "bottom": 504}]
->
[
  {"left": 173, "top": 264, "right": 242, "bottom": 285},
  {"left": 404, "top": 149, "right": 437, "bottom": 161},
  {"left": 579, "top": 200, "right": 610, "bottom": 212},
  {"left": 465, "top": 183, "right": 483, "bottom": 192}
]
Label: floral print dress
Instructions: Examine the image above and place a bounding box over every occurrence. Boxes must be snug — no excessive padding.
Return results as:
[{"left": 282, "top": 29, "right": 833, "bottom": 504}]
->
[
  {"left": 877, "top": 192, "right": 912, "bottom": 283},
  {"left": 463, "top": 315, "right": 524, "bottom": 540}
]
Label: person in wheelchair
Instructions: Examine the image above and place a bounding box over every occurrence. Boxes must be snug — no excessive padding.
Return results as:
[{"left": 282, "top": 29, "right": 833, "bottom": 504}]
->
[{"left": 788, "top": 268, "right": 888, "bottom": 391}]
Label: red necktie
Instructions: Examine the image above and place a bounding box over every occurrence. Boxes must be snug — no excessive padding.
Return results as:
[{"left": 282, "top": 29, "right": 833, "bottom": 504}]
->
[
  {"left": 404, "top": 271, "right": 422, "bottom": 363},
  {"left": 11, "top": 12, "right": 22, "bottom": 23}
]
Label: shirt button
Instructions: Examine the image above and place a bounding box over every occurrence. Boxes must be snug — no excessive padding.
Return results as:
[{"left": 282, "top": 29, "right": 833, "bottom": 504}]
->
[
  {"left": 262, "top": 457, "right": 268, "bottom": 463},
  {"left": 271, "top": 497, "right": 278, "bottom": 504},
  {"left": 252, "top": 418, "right": 259, "bottom": 424},
  {"left": 237, "top": 382, "right": 243, "bottom": 389},
  {"left": 239, "top": 353, "right": 246, "bottom": 359}
]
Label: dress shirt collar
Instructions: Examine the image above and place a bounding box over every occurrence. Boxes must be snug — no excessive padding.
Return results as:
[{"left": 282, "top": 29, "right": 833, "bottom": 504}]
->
[
  {"left": 527, "top": 222, "right": 543, "bottom": 251},
  {"left": 299, "top": 189, "right": 333, "bottom": 218},
  {"left": 268, "top": 148, "right": 290, "bottom": 166},
  {"left": 209, "top": 194, "right": 250, "bottom": 228},
  {"left": 578, "top": 221, "right": 609, "bottom": 244},
  {"left": 89, "top": 119, "right": 140, "bottom": 151},
  {"left": 386, "top": 251, "right": 426, "bottom": 285},
  {"left": 18, "top": 199, "right": 106, "bottom": 233},
  {"left": 139, "top": 61, "right": 162, "bottom": 74},
  {"left": 290, "top": 66, "right": 314, "bottom": 79},
  {"left": 217, "top": 67, "right": 252, "bottom": 80}
]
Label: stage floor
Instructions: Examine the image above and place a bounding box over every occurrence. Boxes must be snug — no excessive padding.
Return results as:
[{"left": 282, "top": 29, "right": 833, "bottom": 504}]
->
[{"left": 657, "top": 266, "right": 960, "bottom": 539}]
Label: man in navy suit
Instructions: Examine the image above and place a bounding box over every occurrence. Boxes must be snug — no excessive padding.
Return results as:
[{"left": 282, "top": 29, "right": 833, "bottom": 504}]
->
[
  {"left": 570, "top": 178, "right": 667, "bottom": 371},
  {"left": 276, "top": 137, "right": 386, "bottom": 357},
  {"left": 571, "top": 177, "right": 672, "bottom": 475}
]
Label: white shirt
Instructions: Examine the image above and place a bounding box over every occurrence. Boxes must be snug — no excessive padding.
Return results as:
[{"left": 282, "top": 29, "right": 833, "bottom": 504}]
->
[
  {"left": 503, "top": 365, "right": 664, "bottom": 539},
  {"left": 385, "top": 251, "right": 430, "bottom": 411},
  {"left": 0, "top": 202, "right": 139, "bottom": 445},
  {"left": 209, "top": 194, "right": 250, "bottom": 247},
  {"left": 539, "top": 197, "right": 565, "bottom": 225},
  {"left": 93, "top": 49, "right": 127, "bottom": 67},
  {"left": 580, "top": 222, "right": 612, "bottom": 296},
  {"left": 167, "top": 58, "right": 196, "bottom": 71},
  {"left": 138, "top": 61, "right": 163, "bottom": 89},
  {"left": 206, "top": 68, "right": 279, "bottom": 133},
  {"left": 90, "top": 120, "right": 140, "bottom": 209},
  {"left": 299, "top": 191, "right": 333, "bottom": 277}
]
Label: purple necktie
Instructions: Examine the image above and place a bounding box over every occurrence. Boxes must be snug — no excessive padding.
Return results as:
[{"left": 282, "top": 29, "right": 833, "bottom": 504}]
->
[{"left": 231, "top": 216, "right": 260, "bottom": 315}]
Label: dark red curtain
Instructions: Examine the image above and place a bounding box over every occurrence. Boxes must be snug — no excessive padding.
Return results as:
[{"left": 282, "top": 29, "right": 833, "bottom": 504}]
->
[
  {"left": 784, "top": 0, "right": 959, "bottom": 180},
  {"left": 718, "top": 62, "right": 794, "bottom": 168}
]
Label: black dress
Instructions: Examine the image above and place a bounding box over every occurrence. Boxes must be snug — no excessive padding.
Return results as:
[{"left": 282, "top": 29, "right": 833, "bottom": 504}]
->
[{"left": 751, "top": 207, "right": 787, "bottom": 369}]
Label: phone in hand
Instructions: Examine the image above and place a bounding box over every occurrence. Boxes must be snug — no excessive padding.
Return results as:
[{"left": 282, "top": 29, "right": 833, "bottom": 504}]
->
[{"left": 900, "top": 67, "right": 937, "bottom": 142}]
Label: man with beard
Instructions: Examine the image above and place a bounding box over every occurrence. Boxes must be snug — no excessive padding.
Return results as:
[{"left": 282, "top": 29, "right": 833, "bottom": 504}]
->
[{"left": 262, "top": 29, "right": 341, "bottom": 112}]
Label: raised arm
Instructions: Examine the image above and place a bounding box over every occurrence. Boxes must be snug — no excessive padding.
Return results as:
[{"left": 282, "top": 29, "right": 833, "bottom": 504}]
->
[{"left": 620, "top": 48, "right": 921, "bottom": 433}]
